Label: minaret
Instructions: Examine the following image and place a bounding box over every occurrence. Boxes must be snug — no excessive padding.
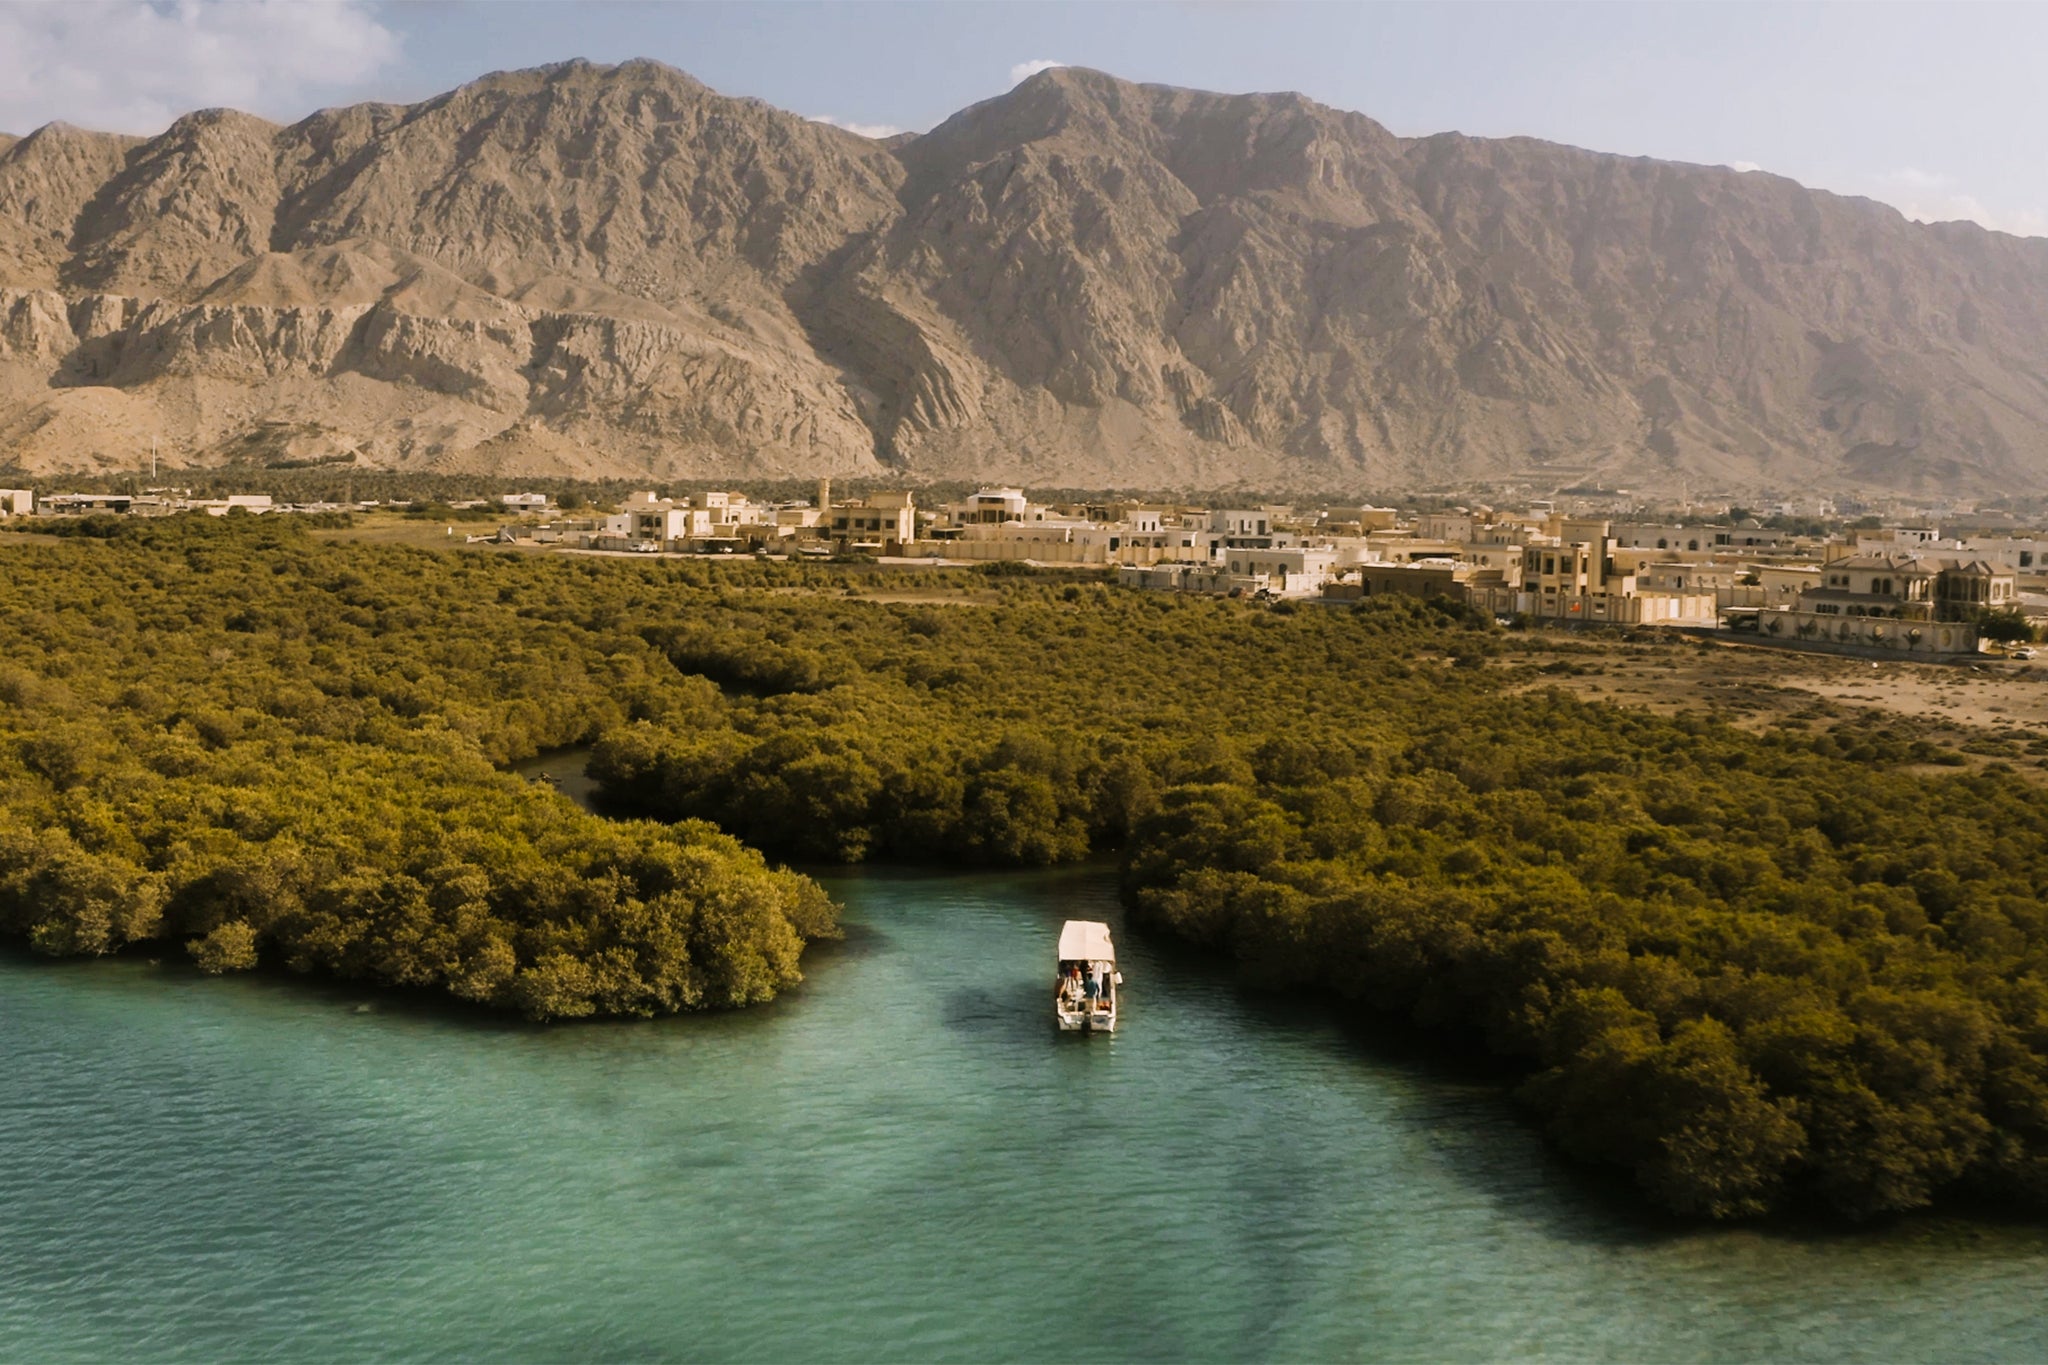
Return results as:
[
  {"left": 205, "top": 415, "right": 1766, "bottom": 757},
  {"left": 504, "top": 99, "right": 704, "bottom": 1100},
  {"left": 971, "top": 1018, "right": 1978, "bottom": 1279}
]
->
[{"left": 816, "top": 477, "right": 832, "bottom": 512}]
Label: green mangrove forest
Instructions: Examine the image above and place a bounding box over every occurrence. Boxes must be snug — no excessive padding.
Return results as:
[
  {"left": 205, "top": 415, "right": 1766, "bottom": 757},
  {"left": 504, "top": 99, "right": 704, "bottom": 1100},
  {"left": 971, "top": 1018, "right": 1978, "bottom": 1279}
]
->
[
  {"left": 8, "top": 514, "right": 2048, "bottom": 1223},
  {"left": 0, "top": 517, "right": 834, "bottom": 1020}
]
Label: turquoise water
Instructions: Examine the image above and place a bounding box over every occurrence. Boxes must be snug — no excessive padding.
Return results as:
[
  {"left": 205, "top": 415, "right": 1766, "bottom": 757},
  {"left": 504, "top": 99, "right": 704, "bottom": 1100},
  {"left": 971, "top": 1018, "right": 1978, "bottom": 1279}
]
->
[{"left": 5, "top": 863, "right": 2048, "bottom": 1363}]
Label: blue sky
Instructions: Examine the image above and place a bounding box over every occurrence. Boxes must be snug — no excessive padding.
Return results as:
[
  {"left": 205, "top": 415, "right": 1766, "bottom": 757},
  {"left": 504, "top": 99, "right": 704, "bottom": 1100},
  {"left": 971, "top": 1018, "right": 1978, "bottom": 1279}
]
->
[{"left": 1, "top": 1, "right": 2041, "bottom": 236}]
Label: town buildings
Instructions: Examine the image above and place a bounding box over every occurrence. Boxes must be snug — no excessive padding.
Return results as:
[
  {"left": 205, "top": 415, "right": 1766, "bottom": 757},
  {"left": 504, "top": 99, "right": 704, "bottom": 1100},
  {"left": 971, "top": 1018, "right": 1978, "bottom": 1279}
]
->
[{"left": 15, "top": 471, "right": 2043, "bottom": 659}]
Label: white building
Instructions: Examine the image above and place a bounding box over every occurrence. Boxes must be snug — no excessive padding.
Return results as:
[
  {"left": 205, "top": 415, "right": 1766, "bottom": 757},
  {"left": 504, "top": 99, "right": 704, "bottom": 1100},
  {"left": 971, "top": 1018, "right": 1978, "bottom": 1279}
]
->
[
  {"left": 951, "top": 488, "right": 1034, "bottom": 525},
  {"left": 1211, "top": 508, "right": 1277, "bottom": 543},
  {"left": 604, "top": 493, "right": 693, "bottom": 544},
  {"left": 1947, "top": 536, "right": 2048, "bottom": 574},
  {"left": 1215, "top": 545, "right": 1341, "bottom": 596},
  {"left": 199, "top": 495, "right": 273, "bottom": 516}
]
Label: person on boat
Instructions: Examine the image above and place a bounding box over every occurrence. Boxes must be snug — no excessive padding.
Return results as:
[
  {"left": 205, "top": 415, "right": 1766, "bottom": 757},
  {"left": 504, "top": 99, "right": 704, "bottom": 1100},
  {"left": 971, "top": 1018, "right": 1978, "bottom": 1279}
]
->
[{"left": 1083, "top": 967, "right": 1099, "bottom": 1004}]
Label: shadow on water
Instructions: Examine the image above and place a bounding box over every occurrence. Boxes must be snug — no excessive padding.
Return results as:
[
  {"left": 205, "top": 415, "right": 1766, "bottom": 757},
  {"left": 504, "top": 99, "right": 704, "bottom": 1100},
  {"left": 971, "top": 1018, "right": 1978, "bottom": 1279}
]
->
[
  {"left": 1122, "top": 912, "right": 2048, "bottom": 1253},
  {"left": 941, "top": 981, "right": 1052, "bottom": 1049},
  {"left": 799, "top": 915, "right": 891, "bottom": 963},
  {"left": 0, "top": 936, "right": 844, "bottom": 1042},
  {"left": 1113, "top": 916, "right": 1735, "bottom": 1248},
  {"left": 816, "top": 867, "right": 1710, "bottom": 1245},
  {"left": 0, "top": 938, "right": 525, "bottom": 1031}
]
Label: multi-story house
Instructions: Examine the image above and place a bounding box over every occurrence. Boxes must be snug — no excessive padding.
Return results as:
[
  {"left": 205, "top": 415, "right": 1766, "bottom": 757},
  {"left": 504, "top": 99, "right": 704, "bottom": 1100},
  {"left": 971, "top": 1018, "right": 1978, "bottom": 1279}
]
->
[
  {"left": 1757, "top": 552, "right": 2013, "bottom": 655},
  {"left": 828, "top": 491, "right": 917, "bottom": 550}
]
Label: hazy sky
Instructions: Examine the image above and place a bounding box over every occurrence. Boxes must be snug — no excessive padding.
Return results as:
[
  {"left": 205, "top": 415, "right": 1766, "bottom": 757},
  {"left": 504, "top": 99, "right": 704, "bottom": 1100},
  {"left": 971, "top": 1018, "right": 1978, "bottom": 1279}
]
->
[{"left": 1, "top": 0, "right": 2041, "bottom": 237}]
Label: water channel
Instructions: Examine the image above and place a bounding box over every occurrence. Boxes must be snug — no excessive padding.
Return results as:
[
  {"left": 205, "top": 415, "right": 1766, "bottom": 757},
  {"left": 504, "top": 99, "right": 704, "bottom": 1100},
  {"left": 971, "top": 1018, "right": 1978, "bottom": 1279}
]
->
[{"left": 4, "top": 760, "right": 2047, "bottom": 1360}]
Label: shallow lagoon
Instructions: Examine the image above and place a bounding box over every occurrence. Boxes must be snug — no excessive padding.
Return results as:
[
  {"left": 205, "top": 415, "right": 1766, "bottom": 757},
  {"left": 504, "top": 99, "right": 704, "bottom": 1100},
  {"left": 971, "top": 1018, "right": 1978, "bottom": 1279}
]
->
[{"left": 5, "top": 864, "right": 2047, "bottom": 1362}]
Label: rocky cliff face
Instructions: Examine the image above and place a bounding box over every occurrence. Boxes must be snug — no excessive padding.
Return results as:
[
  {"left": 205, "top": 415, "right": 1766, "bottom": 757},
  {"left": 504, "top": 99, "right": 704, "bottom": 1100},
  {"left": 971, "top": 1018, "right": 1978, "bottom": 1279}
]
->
[{"left": 2, "top": 58, "right": 2045, "bottom": 493}]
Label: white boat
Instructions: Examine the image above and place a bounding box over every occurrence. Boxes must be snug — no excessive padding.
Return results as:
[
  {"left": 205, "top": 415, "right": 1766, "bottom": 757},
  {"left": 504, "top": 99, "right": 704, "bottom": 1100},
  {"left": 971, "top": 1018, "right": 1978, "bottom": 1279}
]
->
[{"left": 1054, "top": 920, "right": 1121, "bottom": 1033}]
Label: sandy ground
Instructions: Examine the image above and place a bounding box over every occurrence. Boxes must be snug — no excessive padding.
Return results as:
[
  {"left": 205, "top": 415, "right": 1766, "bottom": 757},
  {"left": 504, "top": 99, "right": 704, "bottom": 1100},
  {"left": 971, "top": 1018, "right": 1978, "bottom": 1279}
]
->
[
  {"left": 1506, "top": 631, "right": 2048, "bottom": 771},
  {"left": 310, "top": 515, "right": 507, "bottom": 550}
]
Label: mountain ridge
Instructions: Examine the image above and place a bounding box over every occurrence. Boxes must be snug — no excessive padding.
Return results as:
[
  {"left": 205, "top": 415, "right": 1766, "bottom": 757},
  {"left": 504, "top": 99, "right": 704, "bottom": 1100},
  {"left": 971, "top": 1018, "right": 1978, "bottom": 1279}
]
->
[{"left": 1, "top": 58, "right": 2043, "bottom": 495}]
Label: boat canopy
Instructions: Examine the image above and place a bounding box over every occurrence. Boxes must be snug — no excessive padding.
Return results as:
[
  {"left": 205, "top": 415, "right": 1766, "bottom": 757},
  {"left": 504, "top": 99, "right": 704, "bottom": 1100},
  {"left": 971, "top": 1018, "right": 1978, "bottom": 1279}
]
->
[{"left": 1058, "top": 920, "right": 1116, "bottom": 964}]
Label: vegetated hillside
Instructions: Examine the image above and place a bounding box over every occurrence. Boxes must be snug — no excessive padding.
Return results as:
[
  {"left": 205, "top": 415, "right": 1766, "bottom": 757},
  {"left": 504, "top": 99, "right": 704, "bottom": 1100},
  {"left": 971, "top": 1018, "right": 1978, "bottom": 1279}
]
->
[{"left": 3, "top": 59, "right": 2047, "bottom": 494}]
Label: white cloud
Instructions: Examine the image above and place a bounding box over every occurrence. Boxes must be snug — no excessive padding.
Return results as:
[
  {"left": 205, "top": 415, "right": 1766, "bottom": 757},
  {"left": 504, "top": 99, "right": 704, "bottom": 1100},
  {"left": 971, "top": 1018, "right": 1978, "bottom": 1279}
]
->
[
  {"left": 808, "top": 114, "right": 907, "bottom": 140},
  {"left": 1896, "top": 194, "right": 2048, "bottom": 239},
  {"left": 1730, "top": 161, "right": 1762, "bottom": 174},
  {"left": 0, "top": 0, "right": 401, "bottom": 136},
  {"left": 1874, "top": 167, "right": 2048, "bottom": 238},
  {"left": 1009, "top": 59, "right": 1069, "bottom": 86}
]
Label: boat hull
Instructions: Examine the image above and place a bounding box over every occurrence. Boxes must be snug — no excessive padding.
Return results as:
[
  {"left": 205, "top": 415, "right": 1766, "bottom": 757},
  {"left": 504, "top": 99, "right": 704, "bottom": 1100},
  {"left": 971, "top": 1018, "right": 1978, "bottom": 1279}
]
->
[{"left": 1055, "top": 1009, "right": 1116, "bottom": 1033}]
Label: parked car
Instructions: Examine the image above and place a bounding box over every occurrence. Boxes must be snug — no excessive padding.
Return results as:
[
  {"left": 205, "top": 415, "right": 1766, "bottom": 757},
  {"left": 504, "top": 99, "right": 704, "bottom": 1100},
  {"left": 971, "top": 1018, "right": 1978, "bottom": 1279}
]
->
[{"left": 2012, "top": 647, "right": 2036, "bottom": 660}]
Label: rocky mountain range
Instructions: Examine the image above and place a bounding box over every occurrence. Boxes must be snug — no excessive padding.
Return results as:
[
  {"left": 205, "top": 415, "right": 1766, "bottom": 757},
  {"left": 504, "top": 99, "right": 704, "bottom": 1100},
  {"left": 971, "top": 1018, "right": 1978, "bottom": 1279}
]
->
[{"left": 2, "top": 58, "right": 2045, "bottom": 495}]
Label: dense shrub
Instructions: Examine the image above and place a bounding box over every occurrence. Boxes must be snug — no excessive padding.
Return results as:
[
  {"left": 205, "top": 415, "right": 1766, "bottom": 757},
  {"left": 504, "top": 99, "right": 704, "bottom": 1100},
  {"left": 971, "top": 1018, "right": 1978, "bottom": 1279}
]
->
[{"left": 0, "top": 517, "right": 837, "bottom": 1018}]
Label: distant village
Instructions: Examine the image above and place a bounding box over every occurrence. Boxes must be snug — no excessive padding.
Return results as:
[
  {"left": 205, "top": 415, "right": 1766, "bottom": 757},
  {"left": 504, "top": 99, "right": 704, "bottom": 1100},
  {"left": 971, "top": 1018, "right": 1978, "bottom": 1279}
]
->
[{"left": 4, "top": 480, "right": 2041, "bottom": 660}]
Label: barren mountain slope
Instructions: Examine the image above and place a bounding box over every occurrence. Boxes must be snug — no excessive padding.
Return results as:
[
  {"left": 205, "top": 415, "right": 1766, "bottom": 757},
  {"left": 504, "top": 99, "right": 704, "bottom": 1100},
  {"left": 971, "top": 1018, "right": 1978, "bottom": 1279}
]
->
[
  {"left": 2, "top": 60, "right": 2046, "bottom": 493},
  {"left": 0, "top": 123, "right": 142, "bottom": 290},
  {"left": 0, "top": 61, "right": 903, "bottom": 478},
  {"left": 832, "top": 68, "right": 2048, "bottom": 492}
]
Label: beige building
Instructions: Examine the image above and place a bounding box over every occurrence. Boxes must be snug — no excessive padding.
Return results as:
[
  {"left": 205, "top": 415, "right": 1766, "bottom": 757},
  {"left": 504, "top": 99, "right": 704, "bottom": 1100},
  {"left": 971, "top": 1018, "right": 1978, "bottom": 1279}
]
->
[
  {"left": 1515, "top": 520, "right": 1718, "bottom": 626},
  {"left": 1328, "top": 560, "right": 1475, "bottom": 604},
  {"left": 1318, "top": 506, "right": 1399, "bottom": 533},
  {"left": 1755, "top": 565, "right": 1821, "bottom": 609},
  {"left": 1519, "top": 519, "right": 1623, "bottom": 618},
  {"left": 1415, "top": 512, "right": 1476, "bottom": 543},
  {"left": 1800, "top": 553, "right": 2015, "bottom": 622},
  {"left": 1118, "top": 563, "right": 1265, "bottom": 595},
  {"left": 829, "top": 491, "right": 917, "bottom": 550},
  {"left": 944, "top": 519, "right": 1170, "bottom": 565},
  {"left": 1760, "top": 611, "right": 1978, "bottom": 656},
  {"left": 1751, "top": 551, "right": 2010, "bottom": 656},
  {"left": 1608, "top": 522, "right": 1795, "bottom": 552},
  {"left": 1933, "top": 559, "right": 2018, "bottom": 615}
]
